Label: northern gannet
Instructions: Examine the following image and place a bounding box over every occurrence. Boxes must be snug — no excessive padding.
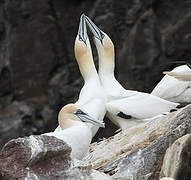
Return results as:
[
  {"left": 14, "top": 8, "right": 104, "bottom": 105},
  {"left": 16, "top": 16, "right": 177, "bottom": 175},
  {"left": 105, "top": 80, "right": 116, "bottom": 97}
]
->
[
  {"left": 85, "top": 16, "right": 179, "bottom": 130},
  {"left": 44, "top": 103, "right": 105, "bottom": 160},
  {"left": 55, "top": 15, "right": 106, "bottom": 138},
  {"left": 74, "top": 14, "right": 105, "bottom": 107},
  {"left": 151, "top": 64, "right": 191, "bottom": 103},
  {"left": 73, "top": 14, "right": 106, "bottom": 136}
]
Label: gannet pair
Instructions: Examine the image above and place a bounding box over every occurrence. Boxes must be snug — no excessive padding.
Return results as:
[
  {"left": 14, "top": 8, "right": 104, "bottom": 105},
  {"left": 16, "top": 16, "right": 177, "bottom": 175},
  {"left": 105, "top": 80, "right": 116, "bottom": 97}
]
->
[
  {"left": 152, "top": 64, "right": 191, "bottom": 103},
  {"left": 84, "top": 16, "right": 179, "bottom": 130},
  {"left": 44, "top": 15, "right": 106, "bottom": 160}
]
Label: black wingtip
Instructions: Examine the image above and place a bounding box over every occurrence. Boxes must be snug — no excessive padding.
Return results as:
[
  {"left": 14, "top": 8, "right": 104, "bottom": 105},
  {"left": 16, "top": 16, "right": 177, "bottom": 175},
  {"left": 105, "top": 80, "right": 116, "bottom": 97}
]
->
[
  {"left": 176, "top": 103, "right": 190, "bottom": 109},
  {"left": 186, "top": 62, "right": 191, "bottom": 69},
  {"left": 117, "top": 112, "right": 132, "bottom": 119},
  {"left": 170, "top": 109, "right": 178, "bottom": 112}
]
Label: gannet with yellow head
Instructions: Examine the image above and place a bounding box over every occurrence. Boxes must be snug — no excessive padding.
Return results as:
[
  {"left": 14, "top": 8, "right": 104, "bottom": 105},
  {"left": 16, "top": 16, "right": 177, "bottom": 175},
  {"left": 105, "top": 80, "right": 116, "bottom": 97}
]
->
[
  {"left": 73, "top": 14, "right": 106, "bottom": 136},
  {"left": 85, "top": 16, "right": 179, "bottom": 130},
  {"left": 44, "top": 102, "right": 105, "bottom": 160},
  {"left": 54, "top": 14, "right": 106, "bottom": 139},
  {"left": 151, "top": 63, "right": 191, "bottom": 103},
  {"left": 74, "top": 14, "right": 105, "bottom": 107}
]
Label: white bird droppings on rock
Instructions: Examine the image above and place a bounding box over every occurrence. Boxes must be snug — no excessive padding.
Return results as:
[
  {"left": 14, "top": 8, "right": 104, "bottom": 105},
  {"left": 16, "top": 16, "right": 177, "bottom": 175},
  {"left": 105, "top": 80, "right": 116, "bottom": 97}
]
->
[{"left": 28, "top": 135, "right": 44, "bottom": 159}]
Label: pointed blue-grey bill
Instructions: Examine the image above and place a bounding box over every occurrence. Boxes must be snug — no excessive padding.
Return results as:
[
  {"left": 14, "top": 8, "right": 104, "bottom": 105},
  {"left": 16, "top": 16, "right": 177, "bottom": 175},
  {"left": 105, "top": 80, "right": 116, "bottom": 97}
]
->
[
  {"left": 85, "top": 15, "right": 105, "bottom": 44},
  {"left": 75, "top": 109, "right": 105, "bottom": 128},
  {"left": 78, "top": 14, "right": 88, "bottom": 44}
]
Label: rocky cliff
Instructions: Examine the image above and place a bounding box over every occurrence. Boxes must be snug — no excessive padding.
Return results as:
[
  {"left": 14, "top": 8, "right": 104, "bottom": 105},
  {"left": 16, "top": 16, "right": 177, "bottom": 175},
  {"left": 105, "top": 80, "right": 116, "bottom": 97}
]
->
[
  {"left": 0, "top": 0, "right": 191, "bottom": 164},
  {"left": 0, "top": 104, "right": 191, "bottom": 179}
]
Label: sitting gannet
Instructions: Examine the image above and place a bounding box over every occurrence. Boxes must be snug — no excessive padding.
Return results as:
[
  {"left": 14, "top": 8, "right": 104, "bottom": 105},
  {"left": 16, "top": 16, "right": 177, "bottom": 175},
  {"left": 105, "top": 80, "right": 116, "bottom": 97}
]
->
[
  {"left": 151, "top": 64, "right": 191, "bottom": 103},
  {"left": 44, "top": 103, "right": 105, "bottom": 160},
  {"left": 55, "top": 14, "right": 106, "bottom": 138},
  {"left": 85, "top": 15, "right": 179, "bottom": 130}
]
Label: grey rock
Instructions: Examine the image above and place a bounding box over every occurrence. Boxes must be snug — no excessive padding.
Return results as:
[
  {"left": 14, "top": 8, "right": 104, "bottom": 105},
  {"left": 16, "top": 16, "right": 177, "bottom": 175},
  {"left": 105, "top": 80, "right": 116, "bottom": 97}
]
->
[
  {"left": 0, "top": 97, "right": 57, "bottom": 149},
  {"left": 117, "top": 9, "right": 163, "bottom": 92},
  {"left": 0, "top": 135, "right": 111, "bottom": 180},
  {"left": 0, "top": 135, "right": 71, "bottom": 180},
  {"left": 160, "top": 134, "right": 191, "bottom": 180},
  {"left": 5, "top": 0, "right": 60, "bottom": 100}
]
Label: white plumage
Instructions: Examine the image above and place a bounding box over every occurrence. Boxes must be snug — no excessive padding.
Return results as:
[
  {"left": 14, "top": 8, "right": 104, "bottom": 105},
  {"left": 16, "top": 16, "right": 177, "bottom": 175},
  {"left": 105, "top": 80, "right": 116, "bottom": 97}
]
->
[
  {"left": 107, "top": 92, "right": 178, "bottom": 119},
  {"left": 44, "top": 15, "right": 106, "bottom": 159},
  {"left": 152, "top": 65, "right": 191, "bottom": 103},
  {"left": 45, "top": 121, "right": 92, "bottom": 159},
  {"left": 45, "top": 100, "right": 105, "bottom": 160},
  {"left": 73, "top": 14, "right": 106, "bottom": 137},
  {"left": 56, "top": 14, "right": 106, "bottom": 137},
  {"left": 85, "top": 15, "right": 179, "bottom": 130}
]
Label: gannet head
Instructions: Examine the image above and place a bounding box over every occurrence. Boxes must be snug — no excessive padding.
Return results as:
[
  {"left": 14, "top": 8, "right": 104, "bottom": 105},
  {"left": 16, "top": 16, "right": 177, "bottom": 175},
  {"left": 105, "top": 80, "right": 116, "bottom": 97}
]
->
[
  {"left": 74, "top": 14, "right": 91, "bottom": 67},
  {"left": 74, "top": 14, "right": 96, "bottom": 79},
  {"left": 85, "top": 15, "right": 114, "bottom": 62},
  {"left": 58, "top": 103, "right": 105, "bottom": 130}
]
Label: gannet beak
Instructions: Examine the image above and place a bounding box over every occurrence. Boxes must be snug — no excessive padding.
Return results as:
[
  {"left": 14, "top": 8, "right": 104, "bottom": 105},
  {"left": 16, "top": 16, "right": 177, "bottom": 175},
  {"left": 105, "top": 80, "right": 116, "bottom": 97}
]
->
[
  {"left": 85, "top": 15, "right": 105, "bottom": 44},
  {"left": 163, "top": 71, "right": 191, "bottom": 81},
  {"left": 163, "top": 71, "right": 176, "bottom": 75},
  {"left": 75, "top": 109, "right": 105, "bottom": 128},
  {"left": 78, "top": 14, "right": 87, "bottom": 44}
]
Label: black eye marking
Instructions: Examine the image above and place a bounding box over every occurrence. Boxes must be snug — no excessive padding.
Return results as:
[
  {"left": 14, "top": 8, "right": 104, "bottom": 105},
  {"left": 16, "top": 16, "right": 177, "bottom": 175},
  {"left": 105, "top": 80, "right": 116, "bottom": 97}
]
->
[
  {"left": 75, "top": 109, "right": 87, "bottom": 115},
  {"left": 100, "top": 32, "right": 105, "bottom": 40},
  {"left": 78, "top": 35, "right": 87, "bottom": 46},
  {"left": 117, "top": 112, "right": 132, "bottom": 119},
  {"left": 170, "top": 109, "right": 177, "bottom": 112}
]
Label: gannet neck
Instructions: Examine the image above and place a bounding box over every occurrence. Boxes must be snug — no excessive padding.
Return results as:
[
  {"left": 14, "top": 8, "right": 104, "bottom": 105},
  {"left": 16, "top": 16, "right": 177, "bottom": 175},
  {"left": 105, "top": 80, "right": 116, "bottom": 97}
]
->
[
  {"left": 96, "top": 34, "right": 115, "bottom": 77},
  {"left": 99, "top": 72, "right": 115, "bottom": 86},
  {"left": 100, "top": 73, "right": 130, "bottom": 96},
  {"left": 74, "top": 36, "right": 99, "bottom": 82},
  {"left": 98, "top": 52, "right": 115, "bottom": 77},
  {"left": 44, "top": 122, "right": 92, "bottom": 160}
]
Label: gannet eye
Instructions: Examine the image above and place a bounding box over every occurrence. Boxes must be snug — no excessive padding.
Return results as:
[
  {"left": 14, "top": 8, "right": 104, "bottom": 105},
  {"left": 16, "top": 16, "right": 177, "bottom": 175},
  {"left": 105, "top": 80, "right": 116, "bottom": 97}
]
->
[
  {"left": 75, "top": 109, "right": 86, "bottom": 115},
  {"left": 101, "top": 33, "right": 105, "bottom": 40},
  {"left": 79, "top": 35, "right": 87, "bottom": 44}
]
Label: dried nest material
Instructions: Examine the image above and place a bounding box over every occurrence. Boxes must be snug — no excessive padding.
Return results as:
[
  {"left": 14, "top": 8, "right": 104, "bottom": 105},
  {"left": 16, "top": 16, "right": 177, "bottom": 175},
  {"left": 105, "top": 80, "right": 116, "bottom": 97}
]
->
[{"left": 83, "top": 110, "right": 179, "bottom": 169}]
